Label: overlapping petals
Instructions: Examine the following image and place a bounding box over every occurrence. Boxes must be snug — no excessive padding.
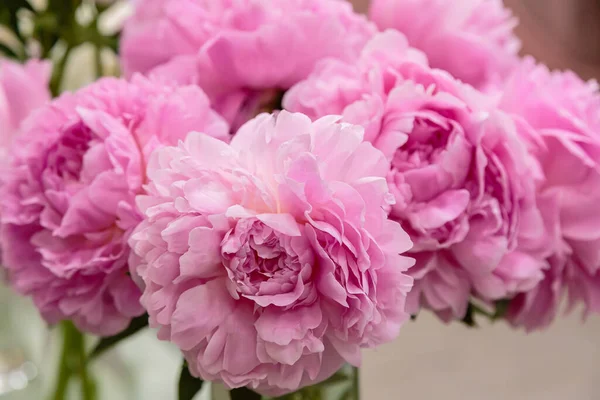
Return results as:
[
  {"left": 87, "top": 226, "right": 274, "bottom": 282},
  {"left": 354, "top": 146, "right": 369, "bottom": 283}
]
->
[
  {"left": 121, "top": 0, "right": 376, "bottom": 129},
  {"left": 0, "top": 76, "right": 228, "bottom": 335},
  {"left": 285, "top": 31, "right": 547, "bottom": 321},
  {"left": 500, "top": 58, "right": 600, "bottom": 330},
  {"left": 0, "top": 59, "right": 51, "bottom": 162},
  {"left": 129, "top": 111, "right": 414, "bottom": 394},
  {"left": 369, "top": 0, "right": 521, "bottom": 90}
]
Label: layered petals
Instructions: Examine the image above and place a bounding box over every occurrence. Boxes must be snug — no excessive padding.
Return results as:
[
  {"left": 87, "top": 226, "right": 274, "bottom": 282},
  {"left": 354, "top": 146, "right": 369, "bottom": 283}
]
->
[
  {"left": 121, "top": 0, "right": 376, "bottom": 129},
  {"left": 369, "top": 0, "right": 520, "bottom": 90},
  {"left": 286, "top": 32, "right": 547, "bottom": 321},
  {"left": 129, "top": 111, "right": 414, "bottom": 394},
  {"left": 501, "top": 59, "right": 600, "bottom": 330},
  {"left": 0, "top": 76, "right": 228, "bottom": 336},
  {"left": 0, "top": 59, "right": 51, "bottom": 163}
]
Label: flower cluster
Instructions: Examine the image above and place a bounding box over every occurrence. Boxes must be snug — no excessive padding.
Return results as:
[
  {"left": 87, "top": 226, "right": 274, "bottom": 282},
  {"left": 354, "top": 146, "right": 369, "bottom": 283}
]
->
[
  {"left": 0, "top": 76, "right": 228, "bottom": 335},
  {"left": 121, "top": 0, "right": 376, "bottom": 129},
  {"left": 2, "top": 0, "right": 600, "bottom": 397},
  {"left": 285, "top": 31, "right": 547, "bottom": 321}
]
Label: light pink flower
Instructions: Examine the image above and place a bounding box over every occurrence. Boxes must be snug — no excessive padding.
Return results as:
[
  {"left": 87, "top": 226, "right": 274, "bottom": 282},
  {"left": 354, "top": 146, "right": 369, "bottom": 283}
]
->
[
  {"left": 121, "top": 0, "right": 375, "bottom": 129},
  {"left": 369, "top": 0, "right": 521, "bottom": 90},
  {"left": 129, "top": 111, "right": 414, "bottom": 395},
  {"left": 0, "top": 59, "right": 51, "bottom": 160},
  {"left": 500, "top": 58, "right": 600, "bottom": 331},
  {"left": 0, "top": 76, "right": 228, "bottom": 336},
  {"left": 285, "top": 31, "right": 546, "bottom": 321}
]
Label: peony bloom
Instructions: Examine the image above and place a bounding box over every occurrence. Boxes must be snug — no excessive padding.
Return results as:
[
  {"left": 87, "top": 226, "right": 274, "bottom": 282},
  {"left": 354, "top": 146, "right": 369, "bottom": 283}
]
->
[
  {"left": 0, "top": 59, "right": 51, "bottom": 161},
  {"left": 500, "top": 58, "right": 600, "bottom": 331},
  {"left": 129, "top": 111, "right": 414, "bottom": 395},
  {"left": 285, "top": 31, "right": 546, "bottom": 321},
  {"left": 369, "top": 0, "right": 521, "bottom": 90},
  {"left": 0, "top": 76, "right": 228, "bottom": 336},
  {"left": 120, "top": 0, "right": 375, "bottom": 129}
]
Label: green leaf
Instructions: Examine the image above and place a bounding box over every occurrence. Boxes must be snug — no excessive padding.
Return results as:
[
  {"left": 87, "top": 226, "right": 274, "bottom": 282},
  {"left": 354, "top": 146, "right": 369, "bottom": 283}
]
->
[
  {"left": 461, "top": 303, "right": 477, "bottom": 328},
  {"left": 265, "top": 364, "right": 358, "bottom": 400},
  {"left": 230, "top": 387, "right": 262, "bottom": 400},
  {"left": 0, "top": 9, "right": 11, "bottom": 27},
  {"left": 178, "top": 362, "right": 204, "bottom": 400},
  {"left": 47, "top": 0, "right": 82, "bottom": 22},
  {"left": 320, "top": 370, "right": 351, "bottom": 386},
  {"left": 0, "top": 42, "right": 19, "bottom": 59},
  {"left": 493, "top": 299, "right": 511, "bottom": 321},
  {"left": 2, "top": 0, "right": 33, "bottom": 15},
  {"left": 471, "top": 303, "right": 494, "bottom": 319},
  {"left": 90, "top": 314, "right": 148, "bottom": 358},
  {"left": 3, "top": 0, "right": 33, "bottom": 35},
  {"left": 102, "top": 34, "right": 120, "bottom": 53},
  {"left": 32, "top": 11, "right": 61, "bottom": 58}
]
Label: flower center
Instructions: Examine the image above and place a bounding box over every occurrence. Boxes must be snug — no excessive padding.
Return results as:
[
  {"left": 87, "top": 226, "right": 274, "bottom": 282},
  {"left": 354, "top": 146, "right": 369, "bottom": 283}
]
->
[
  {"left": 388, "top": 111, "right": 513, "bottom": 249},
  {"left": 391, "top": 117, "right": 452, "bottom": 173},
  {"left": 221, "top": 218, "right": 304, "bottom": 297},
  {"left": 45, "top": 122, "right": 92, "bottom": 183}
]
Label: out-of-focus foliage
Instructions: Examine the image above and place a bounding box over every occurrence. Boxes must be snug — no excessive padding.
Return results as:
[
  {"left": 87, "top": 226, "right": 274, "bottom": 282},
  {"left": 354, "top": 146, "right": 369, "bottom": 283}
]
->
[{"left": 0, "top": 0, "right": 122, "bottom": 95}]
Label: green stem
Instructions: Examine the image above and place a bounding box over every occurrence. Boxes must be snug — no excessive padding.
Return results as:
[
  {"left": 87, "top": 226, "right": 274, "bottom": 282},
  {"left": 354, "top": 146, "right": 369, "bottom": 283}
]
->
[
  {"left": 77, "top": 335, "right": 96, "bottom": 400},
  {"left": 51, "top": 322, "right": 73, "bottom": 400},
  {"left": 352, "top": 367, "right": 359, "bottom": 400},
  {"left": 94, "top": 44, "right": 103, "bottom": 78},
  {"left": 91, "top": 14, "right": 103, "bottom": 80},
  {"left": 50, "top": 45, "right": 72, "bottom": 97},
  {"left": 50, "top": 321, "right": 96, "bottom": 400}
]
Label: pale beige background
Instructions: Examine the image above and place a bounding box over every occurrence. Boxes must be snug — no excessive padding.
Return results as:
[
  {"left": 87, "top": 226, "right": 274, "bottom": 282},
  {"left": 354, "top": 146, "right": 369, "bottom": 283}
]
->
[{"left": 362, "top": 314, "right": 600, "bottom": 400}]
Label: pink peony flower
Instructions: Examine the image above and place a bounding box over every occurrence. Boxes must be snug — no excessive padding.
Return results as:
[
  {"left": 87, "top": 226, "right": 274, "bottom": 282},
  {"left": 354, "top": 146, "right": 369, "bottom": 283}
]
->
[
  {"left": 500, "top": 58, "right": 600, "bottom": 331},
  {"left": 129, "top": 111, "right": 414, "bottom": 395},
  {"left": 0, "top": 59, "right": 51, "bottom": 160},
  {"left": 285, "top": 31, "right": 547, "bottom": 322},
  {"left": 120, "top": 0, "right": 375, "bottom": 129},
  {"left": 369, "top": 0, "right": 521, "bottom": 90},
  {"left": 0, "top": 76, "right": 228, "bottom": 336}
]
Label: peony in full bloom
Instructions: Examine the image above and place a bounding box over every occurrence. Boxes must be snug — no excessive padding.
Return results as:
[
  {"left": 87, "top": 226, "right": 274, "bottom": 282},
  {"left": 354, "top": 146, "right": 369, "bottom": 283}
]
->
[
  {"left": 369, "top": 0, "right": 521, "bottom": 90},
  {"left": 129, "top": 111, "right": 414, "bottom": 395},
  {"left": 0, "top": 59, "right": 51, "bottom": 161},
  {"left": 120, "top": 0, "right": 376, "bottom": 129},
  {"left": 285, "top": 31, "right": 547, "bottom": 321},
  {"left": 500, "top": 58, "right": 600, "bottom": 331},
  {"left": 0, "top": 76, "right": 228, "bottom": 336}
]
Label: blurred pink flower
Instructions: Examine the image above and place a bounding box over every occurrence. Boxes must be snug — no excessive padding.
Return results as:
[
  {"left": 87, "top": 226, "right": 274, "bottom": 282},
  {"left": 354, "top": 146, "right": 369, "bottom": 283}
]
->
[
  {"left": 369, "top": 0, "right": 521, "bottom": 90},
  {"left": 285, "top": 31, "right": 546, "bottom": 321},
  {"left": 129, "top": 111, "right": 414, "bottom": 395},
  {"left": 0, "top": 76, "right": 228, "bottom": 336},
  {"left": 500, "top": 58, "right": 600, "bottom": 330},
  {"left": 121, "top": 0, "right": 375, "bottom": 129},
  {"left": 0, "top": 59, "right": 51, "bottom": 160}
]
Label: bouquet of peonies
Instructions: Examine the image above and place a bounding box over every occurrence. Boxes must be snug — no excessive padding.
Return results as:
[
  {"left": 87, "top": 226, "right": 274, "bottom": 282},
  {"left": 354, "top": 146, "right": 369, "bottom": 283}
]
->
[{"left": 1, "top": 0, "right": 599, "bottom": 399}]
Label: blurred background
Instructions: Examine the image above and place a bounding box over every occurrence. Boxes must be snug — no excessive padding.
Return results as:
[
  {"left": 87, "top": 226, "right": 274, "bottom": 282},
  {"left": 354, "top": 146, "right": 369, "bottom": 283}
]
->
[{"left": 2, "top": 0, "right": 600, "bottom": 399}]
